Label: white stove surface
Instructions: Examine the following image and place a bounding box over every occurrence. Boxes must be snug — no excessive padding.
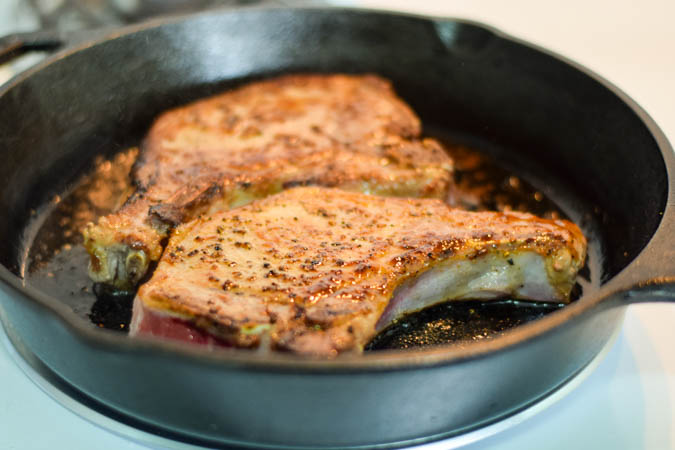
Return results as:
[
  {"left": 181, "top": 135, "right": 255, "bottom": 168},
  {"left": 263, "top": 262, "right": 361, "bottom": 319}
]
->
[{"left": 2, "top": 1, "right": 675, "bottom": 449}]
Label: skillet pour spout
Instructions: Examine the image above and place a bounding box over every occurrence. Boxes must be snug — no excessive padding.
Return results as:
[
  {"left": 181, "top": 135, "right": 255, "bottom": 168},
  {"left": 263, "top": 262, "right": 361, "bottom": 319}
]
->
[{"left": 0, "top": 6, "right": 674, "bottom": 449}]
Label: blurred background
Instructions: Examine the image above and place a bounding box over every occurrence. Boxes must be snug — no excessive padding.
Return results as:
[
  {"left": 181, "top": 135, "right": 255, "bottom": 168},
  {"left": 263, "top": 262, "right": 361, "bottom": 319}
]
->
[
  {"left": 1, "top": 0, "right": 316, "bottom": 31},
  {"left": 0, "top": 0, "right": 322, "bottom": 83}
]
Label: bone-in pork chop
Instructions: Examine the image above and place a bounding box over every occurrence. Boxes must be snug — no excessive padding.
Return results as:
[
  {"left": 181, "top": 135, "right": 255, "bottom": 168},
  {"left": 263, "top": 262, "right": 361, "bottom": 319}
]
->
[
  {"left": 83, "top": 74, "right": 453, "bottom": 290},
  {"left": 130, "top": 187, "right": 586, "bottom": 357}
]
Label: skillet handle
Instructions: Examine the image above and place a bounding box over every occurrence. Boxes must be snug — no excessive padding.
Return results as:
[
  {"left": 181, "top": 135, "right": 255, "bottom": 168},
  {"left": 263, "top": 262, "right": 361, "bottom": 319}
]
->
[
  {"left": 0, "top": 31, "right": 65, "bottom": 66},
  {"left": 607, "top": 201, "right": 675, "bottom": 305}
]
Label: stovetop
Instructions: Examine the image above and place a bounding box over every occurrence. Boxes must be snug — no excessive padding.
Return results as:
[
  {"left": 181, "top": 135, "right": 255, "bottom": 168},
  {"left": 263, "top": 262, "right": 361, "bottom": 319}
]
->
[{"left": 1, "top": 1, "right": 674, "bottom": 449}]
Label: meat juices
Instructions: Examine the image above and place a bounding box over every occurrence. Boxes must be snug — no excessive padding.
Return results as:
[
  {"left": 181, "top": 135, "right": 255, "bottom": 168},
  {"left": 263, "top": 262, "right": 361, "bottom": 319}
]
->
[
  {"left": 131, "top": 187, "right": 586, "bottom": 357},
  {"left": 83, "top": 74, "right": 453, "bottom": 290}
]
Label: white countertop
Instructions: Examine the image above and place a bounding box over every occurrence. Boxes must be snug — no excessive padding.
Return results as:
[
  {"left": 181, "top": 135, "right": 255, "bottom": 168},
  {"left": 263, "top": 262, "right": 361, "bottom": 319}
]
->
[{"left": 2, "top": 1, "right": 674, "bottom": 449}]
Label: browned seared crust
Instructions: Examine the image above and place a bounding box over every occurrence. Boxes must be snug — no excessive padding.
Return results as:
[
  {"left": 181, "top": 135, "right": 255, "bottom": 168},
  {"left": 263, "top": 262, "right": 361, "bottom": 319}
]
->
[
  {"left": 84, "top": 74, "right": 453, "bottom": 289},
  {"left": 135, "top": 187, "right": 586, "bottom": 356}
]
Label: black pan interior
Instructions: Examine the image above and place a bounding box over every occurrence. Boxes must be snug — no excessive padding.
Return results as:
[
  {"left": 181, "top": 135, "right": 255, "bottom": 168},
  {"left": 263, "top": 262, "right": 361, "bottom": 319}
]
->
[{"left": 0, "top": 8, "right": 667, "bottom": 349}]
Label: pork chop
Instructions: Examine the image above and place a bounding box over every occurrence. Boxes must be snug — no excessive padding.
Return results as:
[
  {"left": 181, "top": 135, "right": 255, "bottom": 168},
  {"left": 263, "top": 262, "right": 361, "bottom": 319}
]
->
[
  {"left": 83, "top": 74, "right": 453, "bottom": 290},
  {"left": 130, "top": 187, "right": 586, "bottom": 357}
]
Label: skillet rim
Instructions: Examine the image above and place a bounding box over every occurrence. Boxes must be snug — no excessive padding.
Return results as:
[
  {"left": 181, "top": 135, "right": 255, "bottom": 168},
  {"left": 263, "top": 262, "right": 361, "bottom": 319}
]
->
[{"left": 0, "top": 4, "right": 672, "bottom": 373}]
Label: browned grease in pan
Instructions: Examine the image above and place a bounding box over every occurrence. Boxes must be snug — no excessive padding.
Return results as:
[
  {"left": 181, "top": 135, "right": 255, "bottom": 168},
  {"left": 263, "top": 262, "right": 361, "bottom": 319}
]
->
[
  {"left": 25, "top": 140, "right": 572, "bottom": 348},
  {"left": 446, "top": 145, "right": 562, "bottom": 219},
  {"left": 27, "top": 149, "right": 138, "bottom": 328}
]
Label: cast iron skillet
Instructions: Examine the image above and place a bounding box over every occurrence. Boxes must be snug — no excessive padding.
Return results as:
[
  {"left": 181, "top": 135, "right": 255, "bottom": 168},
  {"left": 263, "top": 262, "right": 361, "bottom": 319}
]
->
[{"left": 0, "top": 6, "right": 674, "bottom": 449}]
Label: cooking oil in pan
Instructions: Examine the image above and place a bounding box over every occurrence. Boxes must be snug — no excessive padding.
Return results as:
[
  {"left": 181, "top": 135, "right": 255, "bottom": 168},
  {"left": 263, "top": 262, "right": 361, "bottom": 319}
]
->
[
  {"left": 25, "top": 149, "right": 138, "bottom": 330},
  {"left": 23, "top": 138, "right": 598, "bottom": 350}
]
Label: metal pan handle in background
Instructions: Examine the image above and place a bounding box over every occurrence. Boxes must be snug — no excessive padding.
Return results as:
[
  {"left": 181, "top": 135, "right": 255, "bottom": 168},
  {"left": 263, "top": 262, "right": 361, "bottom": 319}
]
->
[
  {"left": 0, "top": 1, "right": 289, "bottom": 68},
  {"left": 0, "top": 31, "right": 66, "bottom": 66},
  {"left": 0, "top": 27, "right": 116, "bottom": 67}
]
